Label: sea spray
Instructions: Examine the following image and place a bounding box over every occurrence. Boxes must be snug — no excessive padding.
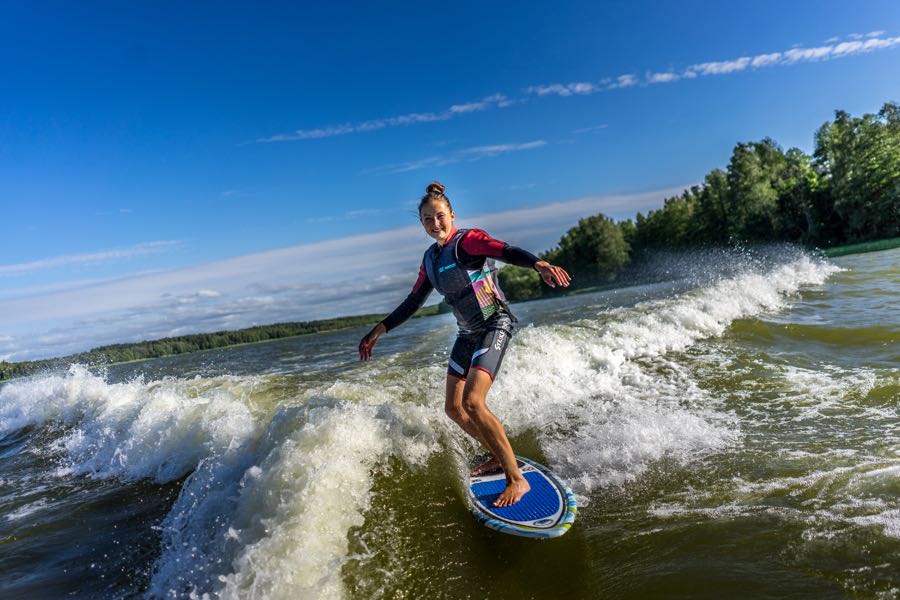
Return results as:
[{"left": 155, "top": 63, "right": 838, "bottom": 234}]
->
[
  {"left": 0, "top": 367, "right": 264, "bottom": 482},
  {"left": 148, "top": 400, "right": 442, "bottom": 599},
  {"left": 482, "top": 254, "right": 838, "bottom": 493}
]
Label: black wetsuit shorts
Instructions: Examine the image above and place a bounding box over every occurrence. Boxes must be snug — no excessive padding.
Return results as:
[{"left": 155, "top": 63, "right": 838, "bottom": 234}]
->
[{"left": 447, "top": 313, "right": 514, "bottom": 381}]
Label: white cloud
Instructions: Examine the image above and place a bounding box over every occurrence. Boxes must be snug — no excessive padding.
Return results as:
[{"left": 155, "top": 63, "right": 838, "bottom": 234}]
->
[
  {"left": 0, "top": 241, "right": 182, "bottom": 276},
  {"left": 782, "top": 45, "right": 833, "bottom": 63},
  {"left": 524, "top": 32, "right": 900, "bottom": 97},
  {"left": 1, "top": 186, "right": 685, "bottom": 361},
  {"left": 647, "top": 71, "right": 680, "bottom": 84},
  {"left": 459, "top": 141, "right": 546, "bottom": 157},
  {"left": 525, "top": 82, "right": 599, "bottom": 97},
  {"left": 306, "top": 207, "right": 391, "bottom": 223},
  {"left": 687, "top": 56, "right": 752, "bottom": 76},
  {"left": 257, "top": 94, "right": 514, "bottom": 142},
  {"left": 609, "top": 74, "right": 638, "bottom": 89},
  {"left": 253, "top": 32, "right": 900, "bottom": 146},
  {"left": 750, "top": 52, "right": 782, "bottom": 68},
  {"left": 572, "top": 124, "right": 609, "bottom": 134},
  {"left": 371, "top": 140, "right": 547, "bottom": 174}
]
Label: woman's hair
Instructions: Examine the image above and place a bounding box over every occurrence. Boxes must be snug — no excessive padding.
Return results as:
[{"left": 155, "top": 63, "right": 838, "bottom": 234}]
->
[{"left": 418, "top": 181, "right": 452, "bottom": 214}]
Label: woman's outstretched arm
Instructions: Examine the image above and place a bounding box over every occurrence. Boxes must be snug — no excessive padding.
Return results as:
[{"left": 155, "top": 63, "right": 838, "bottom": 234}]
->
[
  {"left": 359, "top": 264, "right": 433, "bottom": 361},
  {"left": 458, "top": 229, "right": 572, "bottom": 288}
]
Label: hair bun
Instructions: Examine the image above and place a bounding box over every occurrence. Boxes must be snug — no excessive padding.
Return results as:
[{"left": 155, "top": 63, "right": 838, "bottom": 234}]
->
[{"left": 426, "top": 181, "right": 446, "bottom": 196}]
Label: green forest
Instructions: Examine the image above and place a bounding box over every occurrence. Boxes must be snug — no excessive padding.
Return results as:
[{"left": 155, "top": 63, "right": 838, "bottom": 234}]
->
[
  {"left": 2, "top": 103, "right": 897, "bottom": 382},
  {"left": 498, "top": 102, "right": 900, "bottom": 301}
]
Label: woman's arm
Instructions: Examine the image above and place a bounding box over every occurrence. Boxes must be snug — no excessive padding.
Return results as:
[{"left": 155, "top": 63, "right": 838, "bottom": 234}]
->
[
  {"left": 459, "top": 229, "right": 572, "bottom": 288},
  {"left": 359, "top": 264, "right": 433, "bottom": 361}
]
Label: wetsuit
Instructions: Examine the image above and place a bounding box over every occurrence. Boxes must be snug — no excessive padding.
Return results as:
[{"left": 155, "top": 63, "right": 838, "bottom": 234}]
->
[{"left": 381, "top": 227, "right": 540, "bottom": 380}]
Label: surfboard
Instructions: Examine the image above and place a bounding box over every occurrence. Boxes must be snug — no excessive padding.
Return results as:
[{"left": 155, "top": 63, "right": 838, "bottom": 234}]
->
[{"left": 466, "top": 455, "right": 577, "bottom": 539}]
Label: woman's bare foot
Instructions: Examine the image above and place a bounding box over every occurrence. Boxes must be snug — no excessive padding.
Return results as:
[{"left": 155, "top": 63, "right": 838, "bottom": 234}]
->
[
  {"left": 471, "top": 455, "right": 502, "bottom": 477},
  {"left": 493, "top": 477, "right": 531, "bottom": 507}
]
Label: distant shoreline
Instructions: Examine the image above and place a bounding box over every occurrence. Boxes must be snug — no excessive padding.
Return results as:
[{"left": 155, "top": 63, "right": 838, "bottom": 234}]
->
[
  {"left": 1, "top": 238, "right": 896, "bottom": 384},
  {"left": 1, "top": 306, "right": 448, "bottom": 383}
]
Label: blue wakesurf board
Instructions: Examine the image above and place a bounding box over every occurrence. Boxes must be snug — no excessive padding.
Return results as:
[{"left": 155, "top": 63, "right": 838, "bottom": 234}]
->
[{"left": 467, "top": 455, "right": 577, "bottom": 539}]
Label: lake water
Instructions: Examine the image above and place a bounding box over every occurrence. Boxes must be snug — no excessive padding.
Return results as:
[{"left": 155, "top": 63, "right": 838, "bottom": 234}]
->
[{"left": 1, "top": 246, "right": 897, "bottom": 599}]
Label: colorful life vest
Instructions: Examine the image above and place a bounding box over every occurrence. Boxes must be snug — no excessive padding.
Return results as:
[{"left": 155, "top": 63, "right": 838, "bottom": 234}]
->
[{"left": 423, "top": 229, "right": 515, "bottom": 331}]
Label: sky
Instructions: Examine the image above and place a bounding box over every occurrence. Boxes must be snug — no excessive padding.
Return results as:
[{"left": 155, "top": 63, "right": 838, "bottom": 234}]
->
[{"left": 2, "top": 1, "right": 899, "bottom": 361}]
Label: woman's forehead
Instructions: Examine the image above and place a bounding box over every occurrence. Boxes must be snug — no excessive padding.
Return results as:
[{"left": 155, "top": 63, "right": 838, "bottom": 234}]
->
[{"left": 420, "top": 200, "right": 451, "bottom": 216}]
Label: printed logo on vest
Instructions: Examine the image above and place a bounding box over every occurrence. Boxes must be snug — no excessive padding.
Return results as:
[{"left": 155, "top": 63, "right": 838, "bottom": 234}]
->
[{"left": 438, "top": 262, "right": 458, "bottom": 273}]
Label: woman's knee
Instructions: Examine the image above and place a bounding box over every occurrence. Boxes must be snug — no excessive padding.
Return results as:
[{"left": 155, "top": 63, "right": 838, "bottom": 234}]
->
[
  {"left": 444, "top": 401, "right": 465, "bottom": 423},
  {"left": 461, "top": 392, "right": 485, "bottom": 417}
]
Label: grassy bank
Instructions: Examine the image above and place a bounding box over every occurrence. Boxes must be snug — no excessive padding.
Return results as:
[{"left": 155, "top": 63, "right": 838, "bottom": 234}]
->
[{"left": 821, "top": 237, "right": 900, "bottom": 257}]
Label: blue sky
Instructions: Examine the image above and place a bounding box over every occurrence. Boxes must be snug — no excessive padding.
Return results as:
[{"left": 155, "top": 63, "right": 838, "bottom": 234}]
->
[{"left": 2, "top": 1, "right": 899, "bottom": 361}]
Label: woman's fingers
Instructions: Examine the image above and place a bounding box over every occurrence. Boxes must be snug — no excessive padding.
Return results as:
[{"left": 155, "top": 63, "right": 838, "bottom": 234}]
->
[
  {"left": 359, "top": 336, "right": 373, "bottom": 361},
  {"left": 553, "top": 266, "right": 572, "bottom": 287},
  {"left": 359, "top": 328, "right": 382, "bottom": 361},
  {"left": 539, "top": 264, "right": 572, "bottom": 288}
]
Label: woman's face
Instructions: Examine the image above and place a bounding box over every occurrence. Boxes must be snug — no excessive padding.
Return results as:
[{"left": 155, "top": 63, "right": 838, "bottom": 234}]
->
[{"left": 419, "top": 199, "right": 455, "bottom": 244}]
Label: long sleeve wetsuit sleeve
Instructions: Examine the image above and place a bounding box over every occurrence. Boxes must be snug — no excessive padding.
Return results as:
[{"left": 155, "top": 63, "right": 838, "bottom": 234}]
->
[
  {"left": 458, "top": 229, "right": 540, "bottom": 269},
  {"left": 380, "top": 264, "right": 433, "bottom": 332}
]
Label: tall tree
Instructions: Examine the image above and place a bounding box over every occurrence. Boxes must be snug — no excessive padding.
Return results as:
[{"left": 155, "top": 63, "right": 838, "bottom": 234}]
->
[
  {"left": 814, "top": 103, "right": 900, "bottom": 241},
  {"left": 550, "top": 214, "right": 630, "bottom": 284},
  {"left": 725, "top": 138, "right": 787, "bottom": 240}
]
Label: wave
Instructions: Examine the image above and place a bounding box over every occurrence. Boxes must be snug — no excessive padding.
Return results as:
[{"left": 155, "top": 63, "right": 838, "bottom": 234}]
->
[
  {"left": 489, "top": 253, "right": 838, "bottom": 490},
  {"left": 0, "top": 250, "right": 840, "bottom": 598}
]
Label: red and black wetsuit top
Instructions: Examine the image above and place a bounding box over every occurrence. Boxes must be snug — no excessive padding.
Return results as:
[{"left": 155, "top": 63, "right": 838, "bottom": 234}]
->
[{"left": 381, "top": 227, "right": 539, "bottom": 332}]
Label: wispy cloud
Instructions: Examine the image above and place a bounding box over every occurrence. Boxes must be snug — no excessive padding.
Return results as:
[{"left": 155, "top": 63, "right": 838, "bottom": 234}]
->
[
  {"left": 572, "top": 124, "right": 609, "bottom": 134},
  {"left": 370, "top": 140, "right": 547, "bottom": 174},
  {"left": 459, "top": 141, "right": 546, "bottom": 158},
  {"left": 253, "top": 31, "right": 898, "bottom": 146},
  {"left": 306, "top": 208, "right": 392, "bottom": 223},
  {"left": 0, "top": 186, "right": 684, "bottom": 361},
  {"left": 257, "top": 93, "right": 516, "bottom": 142},
  {"left": 525, "top": 82, "right": 600, "bottom": 97},
  {"left": 646, "top": 72, "right": 680, "bottom": 84},
  {"left": 527, "top": 32, "right": 900, "bottom": 95},
  {"left": 94, "top": 208, "right": 135, "bottom": 216},
  {"left": 0, "top": 241, "right": 182, "bottom": 276}
]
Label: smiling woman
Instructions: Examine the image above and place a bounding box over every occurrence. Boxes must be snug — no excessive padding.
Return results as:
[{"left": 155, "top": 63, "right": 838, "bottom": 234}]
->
[{"left": 358, "top": 181, "right": 572, "bottom": 507}]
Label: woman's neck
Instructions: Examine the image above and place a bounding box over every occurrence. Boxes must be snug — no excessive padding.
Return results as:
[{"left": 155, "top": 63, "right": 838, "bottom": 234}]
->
[{"left": 437, "top": 226, "right": 458, "bottom": 248}]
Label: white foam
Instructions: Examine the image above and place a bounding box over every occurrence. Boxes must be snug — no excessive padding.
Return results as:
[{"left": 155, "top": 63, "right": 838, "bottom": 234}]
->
[
  {"left": 147, "top": 400, "right": 441, "bottom": 599},
  {"left": 481, "top": 256, "right": 836, "bottom": 494},
  {"left": 0, "top": 365, "right": 261, "bottom": 482},
  {"left": 850, "top": 509, "right": 900, "bottom": 539}
]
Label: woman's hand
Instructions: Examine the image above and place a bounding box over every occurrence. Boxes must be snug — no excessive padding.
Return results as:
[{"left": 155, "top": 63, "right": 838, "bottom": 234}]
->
[
  {"left": 535, "top": 261, "right": 572, "bottom": 288},
  {"left": 359, "top": 323, "right": 387, "bottom": 361}
]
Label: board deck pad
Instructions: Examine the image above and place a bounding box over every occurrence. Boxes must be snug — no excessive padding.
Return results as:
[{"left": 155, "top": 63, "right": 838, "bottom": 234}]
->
[{"left": 467, "top": 456, "right": 577, "bottom": 539}]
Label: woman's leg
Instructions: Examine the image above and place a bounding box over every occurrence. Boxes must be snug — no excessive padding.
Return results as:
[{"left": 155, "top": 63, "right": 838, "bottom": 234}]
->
[
  {"left": 461, "top": 369, "right": 530, "bottom": 507},
  {"left": 445, "top": 375, "right": 504, "bottom": 475},
  {"left": 444, "top": 374, "right": 485, "bottom": 442}
]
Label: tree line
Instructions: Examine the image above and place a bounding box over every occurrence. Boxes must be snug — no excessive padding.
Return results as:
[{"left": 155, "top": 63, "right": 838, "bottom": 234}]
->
[{"left": 499, "top": 102, "right": 900, "bottom": 301}]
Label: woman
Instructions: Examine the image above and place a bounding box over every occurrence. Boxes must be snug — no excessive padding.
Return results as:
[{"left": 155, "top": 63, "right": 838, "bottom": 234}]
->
[{"left": 358, "top": 182, "right": 571, "bottom": 507}]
